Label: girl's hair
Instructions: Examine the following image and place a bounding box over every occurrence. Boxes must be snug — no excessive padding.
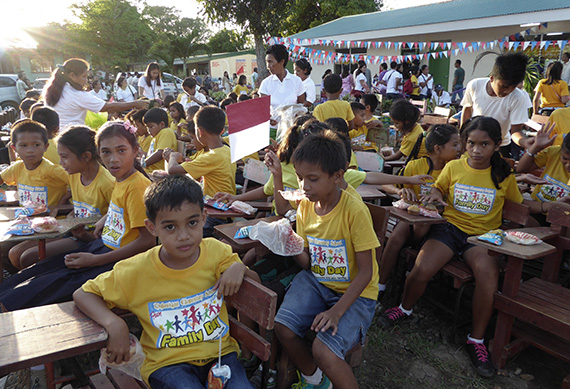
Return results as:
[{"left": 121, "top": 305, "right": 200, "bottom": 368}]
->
[
  {"left": 125, "top": 109, "right": 148, "bottom": 124},
  {"left": 322, "top": 69, "right": 332, "bottom": 80},
  {"left": 545, "top": 61, "right": 563, "bottom": 85},
  {"left": 238, "top": 75, "right": 247, "bottom": 85},
  {"left": 462, "top": 116, "right": 512, "bottom": 189},
  {"left": 323, "top": 117, "right": 349, "bottom": 137},
  {"left": 389, "top": 99, "right": 420, "bottom": 133},
  {"left": 169, "top": 102, "right": 186, "bottom": 121},
  {"left": 415, "top": 124, "right": 459, "bottom": 174},
  {"left": 420, "top": 64, "right": 429, "bottom": 72},
  {"left": 144, "top": 62, "right": 161, "bottom": 87},
  {"left": 58, "top": 125, "right": 99, "bottom": 161},
  {"left": 341, "top": 65, "right": 349, "bottom": 78},
  {"left": 277, "top": 117, "right": 328, "bottom": 163},
  {"left": 356, "top": 60, "right": 366, "bottom": 76},
  {"left": 96, "top": 121, "right": 148, "bottom": 178},
  {"left": 92, "top": 79, "right": 101, "bottom": 88},
  {"left": 44, "top": 58, "right": 89, "bottom": 106},
  {"left": 295, "top": 58, "right": 312, "bottom": 76}
]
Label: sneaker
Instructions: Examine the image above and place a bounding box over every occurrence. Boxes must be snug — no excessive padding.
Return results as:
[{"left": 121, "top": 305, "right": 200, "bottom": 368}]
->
[
  {"left": 465, "top": 340, "right": 494, "bottom": 377},
  {"left": 249, "top": 365, "right": 277, "bottom": 389},
  {"left": 291, "top": 371, "right": 332, "bottom": 389},
  {"left": 239, "top": 354, "right": 261, "bottom": 373},
  {"left": 378, "top": 306, "right": 409, "bottom": 328}
]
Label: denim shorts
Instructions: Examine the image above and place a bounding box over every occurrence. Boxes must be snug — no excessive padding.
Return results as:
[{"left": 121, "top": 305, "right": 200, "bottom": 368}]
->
[
  {"left": 427, "top": 222, "right": 475, "bottom": 257},
  {"left": 275, "top": 270, "right": 376, "bottom": 360}
]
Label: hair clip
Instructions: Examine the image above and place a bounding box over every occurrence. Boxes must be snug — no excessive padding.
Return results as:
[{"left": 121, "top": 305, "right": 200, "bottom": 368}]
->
[{"left": 123, "top": 120, "right": 138, "bottom": 135}]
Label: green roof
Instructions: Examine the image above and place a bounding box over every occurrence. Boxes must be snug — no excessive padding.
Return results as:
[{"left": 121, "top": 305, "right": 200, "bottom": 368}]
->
[
  {"left": 184, "top": 50, "right": 256, "bottom": 64},
  {"left": 290, "top": 0, "right": 570, "bottom": 39}
]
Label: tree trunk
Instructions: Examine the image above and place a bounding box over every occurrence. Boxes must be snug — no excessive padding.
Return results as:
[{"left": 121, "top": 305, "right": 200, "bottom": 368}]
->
[{"left": 254, "top": 33, "right": 269, "bottom": 80}]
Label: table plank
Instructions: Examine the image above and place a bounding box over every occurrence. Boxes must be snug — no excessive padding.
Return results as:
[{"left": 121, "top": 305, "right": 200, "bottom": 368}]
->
[
  {"left": 388, "top": 206, "right": 446, "bottom": 226},
  {"left": 214, "top": 216, "right": 282, "bottom": 252},
  {"left": 355, "top": 185, "right": 386, "bottom": 201}
]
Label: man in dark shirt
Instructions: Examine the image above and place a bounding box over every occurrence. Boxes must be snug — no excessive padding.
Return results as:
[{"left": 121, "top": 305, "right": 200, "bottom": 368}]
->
[{"left": 452, "top": 59, "right": 465, "bottom": 103}]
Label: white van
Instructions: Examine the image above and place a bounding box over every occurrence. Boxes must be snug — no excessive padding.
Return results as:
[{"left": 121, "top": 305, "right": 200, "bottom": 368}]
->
[{"left": 161, "top": 73, "right": 184, "bottom": 97}]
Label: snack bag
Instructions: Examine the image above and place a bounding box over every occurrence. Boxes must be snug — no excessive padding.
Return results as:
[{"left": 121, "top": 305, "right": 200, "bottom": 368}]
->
[
  {"left": 204, "top": 196, "right": 230, "bottom": 211},
  {"left": 229, "top": 201, "right": 257, "bottom": 215},
  {"left": 278, "top": 189, "right": 306, "bottom": 201},
  {"left": 98, "top": 334, "right": 145, "bottom": 382},
  {"left": 5, "top": 216, "right": 34, "bottom": 236},
  {"left": 31, "top": 217, "right": 61, "bottom": 233},
  {"left": 477, "top": 229, "right": 505, "bottom": 246},
  {"left": 16, "top": 201, "right": 48, "bottom": 217},
  {"left": 0, "top": 189, "right": 6, "bottom": 202},
  {"left": 351, "top": 134, "right": 366, "bottom": 147},
  {"left": 233, "top": 226, "right": 251, "bottom": 239},
  {"left": 505, "top": 230, "right": 542, "bottom": 245},
  {"left": 249, "top": 218, "right": 304, "bottom": 256}
]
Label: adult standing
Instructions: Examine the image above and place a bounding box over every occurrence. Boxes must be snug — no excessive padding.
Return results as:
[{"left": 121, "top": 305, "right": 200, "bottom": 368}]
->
[
  {"left": 294, "top": 58, "right": 316, "bottom": 107},
  {"left": 251, "top": 67, "right": 260, "bottom": 89},
  {"left": 340, "top": 65, "right": 355, "bottom": 98},
  {"left": 382, "top": 61, "right": 403, "bottom": 101},
  {"left": 222, "top": 71, "right": 232, "bottom": 94},
  {"left": 376, "top": 63, "right": 388, "bottom": 95},
  {"left": 16, "top": 71, "right": 30, "bottom": 101},
  {"left": 452, "top": 59, "right": 465, "bottom": 103},
  {"left": 116, "top": 76, "right": 138, "bottom": 102},
  {"left": 418, "top": 65, "right": 434, "bottom": 100},
  {"left": 561, "top": 52, "right": 570, "bottom": 87},
  {"left": 44, "top": 59, "right": 148, "bottom": 127},
  {"left": 532, "top": 61, "right": 569, "bottom": 116},
  {"left": 138, "top": 62, "right": 165, "bottom": 101},
  {"left": 89, "top": 80, "right": 108, "bottom": 101},
  {"left": 353, "top": 60, "right": 369, "bottom": 99}
]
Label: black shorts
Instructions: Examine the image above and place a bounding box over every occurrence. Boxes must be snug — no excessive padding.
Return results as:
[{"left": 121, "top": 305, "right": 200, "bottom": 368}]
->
[{"left": 426, "top": 222, "right": 475, "bottom": 257}]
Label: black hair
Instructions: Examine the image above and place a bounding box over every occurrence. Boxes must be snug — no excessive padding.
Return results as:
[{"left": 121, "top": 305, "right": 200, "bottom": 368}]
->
[
  {"left": 360, "top": 94, "right": 379, "bottom": 112},
  {"left": 323, "top": 74, "right": 342, "bottom": 94},
  {"left": 295, "top": 58, "right": 312, "bottom": 76},
  {"left": 125, "top": 108, "right": 148, "bottom": 124},
  {"left": 266, "top": 44, "right": 289, "bottom": 67},
  {"left": 144, "top": 62, "right": 161, "bottom": 87},
  {"left": 292, "top": 130, "right": 346, "bottom": 176},
  {"left": 220, "top": 98, "right": 234, "bottom": 111},
  {"left": 545, "top": 62, "right": 563, "bottom": 85},
  {"left": 31, "top": 106, "right": 59, "bottom": 138},
  {"left": 44, "top": 58, "right": 89, "bottom": 106},
  {"left": 186, "top": 105, "right": 200, "bottom": 120},
  {"left": 238, "top": 94, "right": 251, "bottom": 102},
  {"left": 277, "top": 117, "right": 325, "bottom": 163},
  {"left": 162, "top": 95, "right": 175, "bottom": 108},
  {"left": 25, "top": 90, "right": 40, "bottom": 99},
  {"left": 389, "top": 99, "right": 420, "bottom": 134},
  {"left": 169, "top": 102, "right": 186, "bottom": 121},
  {"left": 390, "top": 61, "right": 398, "bottom": 69},
  {"left": 380, "top": 63, "right": 388, "bottom": 71},
  {"left": 144, "top": 174, "right": 204, "bottom": 223},
  {"left": 562, "top": 130, "right": 570, "bottom": 153},
  {"left": 455, "top": 59, "right": 462, "bottom": 65},
  {"left": 335, "top": 132, "right": 352, "bottom": 164},
  {"left": 182, "top": 77, "right": 197, "bottom": 89},
  {"left": 410, "top": 66, "right": 420, "bottom": 77},
  {"left": 57, "top": 125, "right": 98, "bottom": 161},
  {"left": 195, "top": 106, "right": 225, "bottom": 135},
  {"left": 356, "top": 60, "right": 366, "bottom": 77},
  {"left": 238, "top": 75, "right": 247, "bottom": 85},
  {"left": 11, "top": 119, "right": 48, "bottom": 145},
  {"left": 323, "top": 69, "right": 333, "bottom": 80},
  {"left": 491, "top": 52, "right": 528, "bottom": 86},
  {"left": 228, "top": 92, "right": 238, "bottom": 102},
  {"left": 462, "top": 116, "right": 512, "bottom": 189},
  {"left": 350, "top": 102, "right": 366, "bottom": 113},
  {"left": 143, "top": 108, "right": 169, "bottom": 126},
  {"left": 324, "top": 117, "right": 349, "bottom": 137},
  {"left": 420, "top": 64, "right": 429, "bottom": 72},
  {"left": 96, "top": 121, "right": 148, "bottom": 178},
  {"left": 414, "top": 124, "right": 459, "bottom": 174},
  {"left": 117, "top": 76, "right": 127, "bottom": 88},
  {"left": 19, "top": 98, "right": 36, "bottom": 114}
]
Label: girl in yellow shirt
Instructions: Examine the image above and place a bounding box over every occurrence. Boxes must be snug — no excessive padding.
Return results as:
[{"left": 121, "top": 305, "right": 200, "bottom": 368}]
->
[
  {"left": 383, "top": 99, "right": 428, "bottom": 161},
  {"left": 168, "top": 102, "right": 188, "bottom": 137},
  {"left": 232, "top": 75, "right": 250, "bottom": 96}
]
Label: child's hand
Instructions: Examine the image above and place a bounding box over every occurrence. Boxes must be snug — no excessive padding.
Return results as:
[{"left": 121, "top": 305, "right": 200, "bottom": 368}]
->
[
  {"left": 65, "top": 252, "right": 98, "bottom": 269},
  {"left": 264, "top": 150, "right": 282, "bottom": 177},
  {"left": 104, "top": 318, "right": 131, "bottom": 364},
  {"left": 162, "top": 148, "right": 173, "bottom": 162},
  {"left": 352, "top": 145, "right": 364, "bottom": 151},
  {"left": 520, "top": 173, "right": 549, "bottom": 186},
  {"left": 406, "top": 174, "right": 433, "bottom": 186},
  {"left": 214, "top": 262, "right": 246, "bottom": 299},
  {"left": 398, "top": 188, "right": 417, "bottom": 202},
  {"left": 530, "top": 122, "right": 556, "bottom": 153},
  {"left": 169, "top": 152, "right": 184, "bottom": 164},
  {"left": 93, "top": 216, "right": 106, "bottom": 238},
  {"left": 213, "top": 192, "right": 236, "bottom": 204},
  {"left": 71, "top": 225, "right": 96, "bottom": 242},
  {"left": 311, "top": 308, "right": 341, "bottom": 336},
  {"left": 420, "top": 188, "right": 447, "bottom": 206}
]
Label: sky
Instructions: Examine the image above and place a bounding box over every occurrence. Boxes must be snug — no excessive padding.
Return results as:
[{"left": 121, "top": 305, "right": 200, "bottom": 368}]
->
[{"left": 1, "top": 0, "right": 449, "bottom": 48}]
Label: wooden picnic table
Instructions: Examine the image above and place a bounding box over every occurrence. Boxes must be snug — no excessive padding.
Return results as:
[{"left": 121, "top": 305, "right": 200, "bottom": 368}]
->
[{"left": 214, "top": 215, "right": 282, "bottom": 252}]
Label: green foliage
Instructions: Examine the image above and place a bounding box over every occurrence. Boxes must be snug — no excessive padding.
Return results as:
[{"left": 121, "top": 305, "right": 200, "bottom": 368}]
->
[
  {"left": 524, "top": 58, "right": 542, "bottom": 96},
  {"left": 208, "top": 29, "right": 250, "bottom": 54},
  {"left": 211, "top": 90, "right": 227, "bottom": 102}
]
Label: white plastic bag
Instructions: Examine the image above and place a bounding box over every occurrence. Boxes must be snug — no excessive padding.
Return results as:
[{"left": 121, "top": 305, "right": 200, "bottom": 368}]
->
[
  {"left": 98, "top": 334, "right": 145, "bottom": 382},
  {"left": 272, "top": 104, "right": 307, "bottom": 142},
  {"left": 249, "top": 218, "right": 304, "bottom": 256}
]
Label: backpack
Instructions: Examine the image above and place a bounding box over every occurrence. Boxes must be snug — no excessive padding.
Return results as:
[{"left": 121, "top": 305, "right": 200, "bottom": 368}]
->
[{"left": 403, "top": 78, "right": 414, "bottom": 95}]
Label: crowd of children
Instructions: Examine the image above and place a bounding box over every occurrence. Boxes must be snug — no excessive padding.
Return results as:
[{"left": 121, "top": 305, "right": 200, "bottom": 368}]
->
[{"left": 1, "top": 46, "right": 570, "bottom": 389}]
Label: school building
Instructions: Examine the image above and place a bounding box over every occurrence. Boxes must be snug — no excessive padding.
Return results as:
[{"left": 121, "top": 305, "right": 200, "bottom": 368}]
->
[{"left": 285, "top": 0, "right": 570, "bottom": 93}]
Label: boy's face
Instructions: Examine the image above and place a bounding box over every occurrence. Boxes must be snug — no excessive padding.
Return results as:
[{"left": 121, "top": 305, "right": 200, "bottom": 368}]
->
[
  {"left": 13, "top": 132, "right": 47, "bottom": 168},
  {"left": 145, "top": 121, "right": 165, "bottom": 137},
  {"left": 134, "top": 120, "right": 148, "bottom": 136},
  {"left": 183, "top": 85, "right": 196, "bottom": 96},
  {"left": 294, "top": 161, "right": 342, "bottom": 203},
  {"left": 145, "top": 201, "right": 206, "bottom": 268},
  {"left": 189, "top": 133, "right": 204, "bottom": 151},
  {"left": 353, "top": 110, "right": 366, "bottom": 127},
  {"left": 489, "top": 76, "right": 517, "bottom": 98}
]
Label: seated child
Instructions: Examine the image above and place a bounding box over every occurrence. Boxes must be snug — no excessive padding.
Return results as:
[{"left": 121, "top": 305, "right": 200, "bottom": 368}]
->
[
  {"left": 74, "top": 175, "right": 254, "bottom": 388},
  {"left": 144, "top": 108, "right": 177, "bottom": 173},
  {"left": 547, "top": 106, "right": 570, "bottom": 147},
  {"left": 274, "top": 131, "right": 379, "bottom": 388},
  {"left": 383, "top": 99, "right": 428, "bottom": 161},
  {"left": 30, "top": 106, "right": 60, "bottom": 165},
  {"left": 313, "top": 74, "right": 355, "bottom": 127},
  {"left": 348, "top": 102, "right": 379, "bottom": 152},
  {"left": 179, "top": 77, "right": 207, "bottom": 111},
  {"left": 19, "top": 98, "right": 36, "bottom": 119},
  {"left": 360, "top": 93, "right": 382, "bottom": 127},
  {"left": 168, "top": 102, "right": 188, "bottom": 136},
  {"left": 125, "top": 109, "right": 152, "bottom": 154}
]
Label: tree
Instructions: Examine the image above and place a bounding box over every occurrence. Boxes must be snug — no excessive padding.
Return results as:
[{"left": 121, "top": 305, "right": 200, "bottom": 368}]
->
[{"left": 208, "top": 29, "right": 249, "bottom": 54}]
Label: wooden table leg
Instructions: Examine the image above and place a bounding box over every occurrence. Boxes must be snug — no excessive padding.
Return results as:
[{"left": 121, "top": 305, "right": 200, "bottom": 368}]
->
[
  {"left": 45, "top": 362, "right": 55, "bottom": 389},
  {"left": 38, "top": 239, "right": 46, "bottom": 260}
]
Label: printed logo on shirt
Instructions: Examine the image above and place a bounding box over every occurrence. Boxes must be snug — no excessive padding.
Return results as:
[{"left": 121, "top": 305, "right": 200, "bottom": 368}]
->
[
  {"left": 148, "top": 139, "right": 156, "bottom": 156},
  {"left": 101, "top": 201, "right": 125, "bottom": 249},
  {"left": 17, "top": 183, "right": 47, "bottom": 207},
  {"left": 453, "top": 183, "right": 496, "bottom": 215},
  {"left": 72, "top": 200, "right": 102, "bottom": 218},
  {"left": 150, "top": 286, "right": 228, "bottom": 349},
  {"left": 536, "top": 174, "right": 570, "bottom": 202},
  {"left": 308, "top": 235, "right": 350, "bottom": 282}
]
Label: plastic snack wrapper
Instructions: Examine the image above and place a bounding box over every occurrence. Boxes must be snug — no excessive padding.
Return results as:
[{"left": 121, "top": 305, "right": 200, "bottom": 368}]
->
[
  {"left": 233, "top": 226, "right": 252, "bottom": 239},
  {"left": 229, "top": 201, "right": 257, "bottom": 215},
  {"left": 278, "top": 189, "right": 306, "bottom": 201},
  {"left": 351, "top": 134, "right": 366, "bottom": 146},
  {"left": 0, "top": 189, "right": 5, "bottom": 202},
  {"left": 207, "top": 331, "right": 231, "bottom": 388},
  {"left": 15, "top": 201, "right": 48, "bottom": 217},
  {"left": 99, "top": 334, "right": 145, "bottom": 382},
  {"left": 204, "top": 196, "right": 230, "bottom": 211},
  {"left": 505, "top": 230, "right": 542, "bottom": 245},
  {"left": 392, "top": 199, "right": 442, "bottom": 219},
  {"left": 249, "top": 218, "right": 305, "bottom": 256},
  {"left": 477, "top": 229, "right": 505, "bottom": 246},
  {"left": 4, "top": 216, "right": 34, "bottom": 236},
  {"left": 285, "top": 209, "right": 297, "bottom": 223},
  {"left": 31, "top": 217, "right": 61, "bottom": 233}
]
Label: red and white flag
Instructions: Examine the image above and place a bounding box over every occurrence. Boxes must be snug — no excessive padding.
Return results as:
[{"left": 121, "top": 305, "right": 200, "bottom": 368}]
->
[{"left": 227, "top": 96, "right": 270, "bottom": 163}]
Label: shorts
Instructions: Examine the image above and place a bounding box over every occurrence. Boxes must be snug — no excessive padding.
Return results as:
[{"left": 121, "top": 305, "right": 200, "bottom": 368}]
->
[
  {"left": 426, "top": 222, "right": 475, "bottom": 257},
  {"left": 275, "top": 270, "right": 376, "bottom": 360}
]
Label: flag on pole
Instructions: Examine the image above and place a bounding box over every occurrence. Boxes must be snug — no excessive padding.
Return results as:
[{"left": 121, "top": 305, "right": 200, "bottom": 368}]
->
[{"left": 226, "top": 96, "right": 270, "bottom": 163}]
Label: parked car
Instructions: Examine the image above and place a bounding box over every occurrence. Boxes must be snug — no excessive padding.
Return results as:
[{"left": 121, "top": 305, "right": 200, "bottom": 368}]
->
[
  {"left": 161, "top": 72, "right": 184, "bottom": 98},
  {"left": 33, "top": 78, "right": 50, "bottom": 93},
  {"left": 0, "top": 74, "right": 21, "bottom": 110}
]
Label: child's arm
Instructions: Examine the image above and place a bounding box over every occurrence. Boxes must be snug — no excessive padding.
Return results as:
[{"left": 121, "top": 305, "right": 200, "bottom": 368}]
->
[
  {"left": 516, "top": 173, "right": 548, "bottom": 185},
  {"left": 421, "top": 186, "right": 447, "bottom": 206},
  {"left": 312, "top": 249, "right": 373, "bottom": 336},
  {"left": 213, "top": 187, "right": 266, "bottom": 204},
  {"left": 57, "top": 190, "right": 72, "bottom": 205},
  {"left": 383, "top": 149, "right": 404, "bottom": 161},
  {"left": 293, "top": 248, "right": 311, "bottom": 269},
  {"left": 73, "top": 289, "right": 131, "bottom": 364},
  {"left": 516, "top": 123, "right": 556, "bottom": 173},
  {"left": 363, "top": 172, "right": 432, "bottom": 186},
  {"left": 144, "top": 149, "right": 165, "bottom": 168},
  {"left": 164, "top": 150, "right": 187, "bottom": 175},
  {"left": 214, "top": 262, "right": 247, "bottom": 299},
  {"left": 264, "top": 151, "right": 294, "bottom": 215}
]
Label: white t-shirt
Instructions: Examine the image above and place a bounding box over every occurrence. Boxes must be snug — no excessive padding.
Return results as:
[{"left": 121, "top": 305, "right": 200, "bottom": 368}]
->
[
  {"left": 302, "top": 77, "right": 316, "bottom": 104},
  {"left": 418, "top": 74, "right": 434, "bottom": 96},
  {"left": 461, "top": 78, "right": 530, "bottom": 146},
  {"left": 48, "top": 83, "right": 106, "bottom": 127},
  {"left": 138, "top": 76, "right": 163, "bottom": 99},
  {"left": 383, "top": 70, "right": 402, "bottom": 94},
  {"left": 180, "top": 91, "right": 207, "bottom": 111},
  {"left": 90, "top": 89, "right": 107, "bottom": 101},
  {"left": 433, "top": 91, "right": 451, "bottom": 107},
  {"left": 562, "top": 62, "right": 570, "bottom": 87},
  {"left": 354, "top": 73, "right": 367, "bottom": 92},
  {"left": 259, "top": 70, "right": 305, "bottom": 108},
  {"left": 116, "top": 85, "right": 137, "bottom": 102}
]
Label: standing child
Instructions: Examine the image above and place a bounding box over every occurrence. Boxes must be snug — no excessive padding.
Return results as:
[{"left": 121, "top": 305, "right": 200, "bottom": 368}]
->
[
  {"left": 143, "top": 108, "right": 177, "bottom": 173},
  {"left": 30, "top": 106, "right": 61, "bottom": 165},
  {"left": 0, "top": 122, "right": 155, "bottom": 310},
  {"left": 74, "top": 175, "right": 253, "bottom": 388},
  {"left": 379, "top": 117, "right": 523, "bottom": 378},
  {"left": 313, "top": 74, "right": 355, "bottom": 127},
  {"left": 383, "top": 99, "right": 428, "bottom": 161},
  {"left": 274, "top": 131, "right": 379, "bottom": 389}
]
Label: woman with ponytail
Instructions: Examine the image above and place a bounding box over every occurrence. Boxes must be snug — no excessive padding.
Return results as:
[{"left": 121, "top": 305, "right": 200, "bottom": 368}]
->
[{"left": 43, "top": 58, "right": 148, "bottom": 127}]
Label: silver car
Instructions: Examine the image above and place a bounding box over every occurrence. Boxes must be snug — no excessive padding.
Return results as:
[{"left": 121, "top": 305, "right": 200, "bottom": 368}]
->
[
  {"left": 161, "top": 72, "right": 184, "bottom": 97},
  {"left": 0, "top": 74, "right": 21, "bottom": 110}
]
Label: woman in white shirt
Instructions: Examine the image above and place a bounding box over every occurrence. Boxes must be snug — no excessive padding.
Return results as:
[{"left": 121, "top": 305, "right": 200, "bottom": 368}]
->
[
  {"left": 138, "top": 62, "right": 165, "bottom": 101},
  {"left": 354, "top": 60, "right": 370, "bottom": 98},
  {"left": 294, "top": 58, "right": 316, "bottom": 107},
  {"left": 89, "top": 80, "right": 107, "bottom": 101},
  {"left": 116, "top": 76, "right": 137, "bottom": 102},
  {"left": 418, "top": 65, "right": 434, "bottom": 100},
  {"left": 43, "top": 58, "right": 148, "bottom": 127}
]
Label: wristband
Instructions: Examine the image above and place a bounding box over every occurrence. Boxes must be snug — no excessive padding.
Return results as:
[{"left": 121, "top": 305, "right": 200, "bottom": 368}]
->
[{"left": 525, "top": 149, "right": 537, "bottom": 158}]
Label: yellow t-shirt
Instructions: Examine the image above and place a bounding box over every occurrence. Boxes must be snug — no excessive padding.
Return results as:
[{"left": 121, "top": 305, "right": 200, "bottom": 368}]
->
[
  {"left": 530, "top": 146, "right": 570, "bottom": 203},
  {"left": 233, "top": 84, "right": 249, "bottom": 95},
  {"left": 44, "top": 139, "right": 60, "bottom": 165},
  {"left": 536, "top": 79, "right": 570, "bottom": 108},
  {"left": 344, "top": 184, "right": 363, "bottom": 201},
  {"left": 344, "top": 169, "right": 366, "bottom": 189},
  {"left": 313, "top": 100, "right": 355, "bottom": 123},
  {"left": 349, "top": 126, "right": 379, "bottom": 151},
  {"left": 138, "top": 135, "right": 153, "bottom": 154},
  {"left": 349, "top": 151, "right": 358, "bottom": 169},
  {"left": 82, "top": 239, "right": 241, "bottom": 385},
  {"left": 410, "top": 75, "right": 420, "bottom": 96},
  {"left": 169, "top": 118, "right": 188, "bottom": 135},
  {"left": 146, "top": 129, "right": 178, "bottom": 173},
  {"left": 434, "top": 158, "right": 522, "bottom": 236},
  {"left": 1, "top": 158, "right": 68, "bottom": 207},
  {"left": 101, "top": 171, "right": 150, "bottom": 249},
  {"left": 400, "top": 123, "right": 428, "bottom": 159},
  {"left": 548, "top": 107, "right": 570, "bottom": 147},
  {"left": 263, "top": 162, "right": 298, "bottom": 195},
  {"left": 296, "top": 190, "right": 380, "bottom": 300},
  {"left": 188, "top": 148, "right": 205, "bottom": 161},
  {"left": 69, "top": 165, "right": 115, "bottom": 218},
  {"left": 402, "top": 157, "right": 442, "bottom": 198},
  {"left": 181, "top": 146, "right": 236, "bottom": 197}
]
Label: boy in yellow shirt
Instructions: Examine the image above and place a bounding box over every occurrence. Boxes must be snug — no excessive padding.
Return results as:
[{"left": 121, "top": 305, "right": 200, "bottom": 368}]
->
[
  {"left": 74, "top": 175, "right": 254, "bottom": 388},
  {"left": 274, "top": 131, "right": 379, "bottom": 389},
  {"left": 348, "top": 102, "right": 379, "bottom": 152},
  {"left": 313, "top": 74, "right": 354, "bottom": 127},
  {"left": 30, "top": 106, "right": 60, "bottom": 165},
  {"left": 143, "top": 108, "right": 177, "bottom": 173}
]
